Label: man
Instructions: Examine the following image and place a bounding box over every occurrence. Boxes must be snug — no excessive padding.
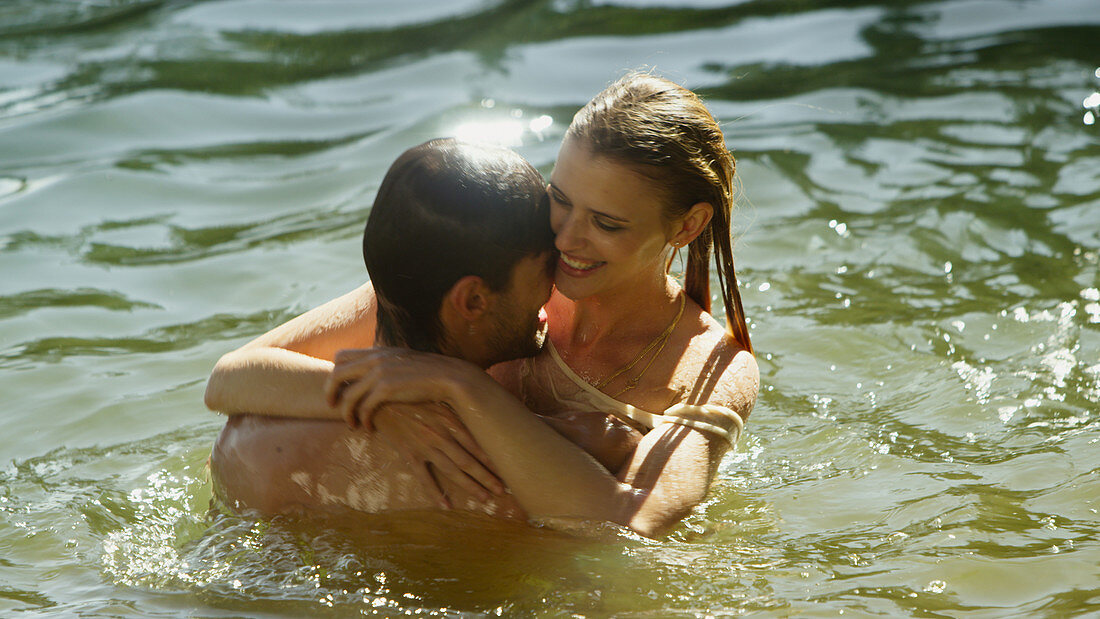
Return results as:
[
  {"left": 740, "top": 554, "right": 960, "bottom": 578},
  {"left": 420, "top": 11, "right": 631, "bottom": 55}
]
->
[{"left": 206, "top": 138, "right": 555, "bottom": 518}]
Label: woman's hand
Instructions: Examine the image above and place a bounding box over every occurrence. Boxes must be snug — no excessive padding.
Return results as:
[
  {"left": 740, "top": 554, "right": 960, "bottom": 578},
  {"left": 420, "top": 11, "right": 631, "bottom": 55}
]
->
[
  {"left": 324, "top": 347, "right": 484, "bottom": 429},
  {"left": 372, "top": 402, "right": 505, "bottom": 508},
  {"left": 323, "top": 347, "right": 502, "bottom": 506}
]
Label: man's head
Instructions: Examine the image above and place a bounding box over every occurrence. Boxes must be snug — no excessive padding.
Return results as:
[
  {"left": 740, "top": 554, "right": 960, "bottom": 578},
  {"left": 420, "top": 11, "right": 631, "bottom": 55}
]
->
[{"left": 363, "top": 138, "right": 555, "bottom": 367}]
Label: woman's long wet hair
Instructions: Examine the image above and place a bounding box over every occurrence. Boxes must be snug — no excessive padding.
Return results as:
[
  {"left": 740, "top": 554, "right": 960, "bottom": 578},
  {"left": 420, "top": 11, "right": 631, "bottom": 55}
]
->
[
  {"left": 566, "top": 72, "right": 753, "bottom": 354},
  {"left": 363, "top": 138, "right": 554, "bottom": 353}
]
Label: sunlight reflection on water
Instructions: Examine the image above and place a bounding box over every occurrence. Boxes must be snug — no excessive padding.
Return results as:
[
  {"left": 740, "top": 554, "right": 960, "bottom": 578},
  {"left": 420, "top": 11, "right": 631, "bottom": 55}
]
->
[{"left": 452, "top": 107, "right": 555, "bottom": 147}]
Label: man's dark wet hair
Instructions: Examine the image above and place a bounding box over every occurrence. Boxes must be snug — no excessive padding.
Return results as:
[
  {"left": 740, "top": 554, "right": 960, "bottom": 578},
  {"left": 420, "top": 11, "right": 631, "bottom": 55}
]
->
[{"left": 363, "top": 138, "right": 554, "bottom": 353}]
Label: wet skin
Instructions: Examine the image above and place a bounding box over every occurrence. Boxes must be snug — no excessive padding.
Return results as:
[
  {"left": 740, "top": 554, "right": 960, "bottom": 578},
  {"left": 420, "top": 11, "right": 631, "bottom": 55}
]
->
[
  {"left": 210, "top": 412, "right": 527, "bottom": 519},
  {"left": 210, "top": 408, "right": 643, "bottom": 518},
  {"left": 209, "top": 252, "right": 642, "bottom": 518}
]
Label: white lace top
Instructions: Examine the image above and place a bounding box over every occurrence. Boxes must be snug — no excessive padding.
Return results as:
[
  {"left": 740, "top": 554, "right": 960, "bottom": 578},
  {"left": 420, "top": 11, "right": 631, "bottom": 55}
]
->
[{"left": 516, "top": 339, "right": 743, "bottom": 445}]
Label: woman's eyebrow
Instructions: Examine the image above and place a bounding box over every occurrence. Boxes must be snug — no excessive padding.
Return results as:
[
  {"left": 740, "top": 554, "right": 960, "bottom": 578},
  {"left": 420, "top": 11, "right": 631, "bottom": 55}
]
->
[
  {"left": 548, "top": 182, "right": 572, "bottom": 204},
  {"left": 549, "top": 182, "right": 630, "bottom": 223},
  {"left": 594, "top": 210, "right": 629, "bottom": 223}
]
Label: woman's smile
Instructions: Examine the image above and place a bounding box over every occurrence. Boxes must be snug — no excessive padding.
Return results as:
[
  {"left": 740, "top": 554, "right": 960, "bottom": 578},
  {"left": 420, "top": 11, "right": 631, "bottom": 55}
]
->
[
  {"left": 558, "top": 252, "right": 606, "bottom": 277},
  {"left": 548, "top": 137, "right": 676, "bottom": 299}
]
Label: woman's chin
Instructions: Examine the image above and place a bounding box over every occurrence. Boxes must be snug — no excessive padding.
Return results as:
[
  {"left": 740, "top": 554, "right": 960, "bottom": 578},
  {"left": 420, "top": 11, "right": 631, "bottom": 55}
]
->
[
  {"left": 551, "top": 275, "right": 596, "bottom": 301},
  {"left": 554, "top": 265, "right": 606, "bottom": 297}
]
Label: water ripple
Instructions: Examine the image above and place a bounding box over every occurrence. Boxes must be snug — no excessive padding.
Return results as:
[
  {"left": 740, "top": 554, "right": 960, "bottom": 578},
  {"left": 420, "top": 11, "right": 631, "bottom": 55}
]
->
[{"left": 1, "top": 0, "right": 1099, "bottom": 615}]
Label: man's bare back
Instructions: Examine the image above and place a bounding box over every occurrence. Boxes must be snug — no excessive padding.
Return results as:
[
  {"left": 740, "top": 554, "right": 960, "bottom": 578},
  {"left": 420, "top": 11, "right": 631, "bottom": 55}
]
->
[
  {"left": 209, "top": 408, "right": 643, "bottom": 519},
  {"left": 210, "top": 415, "right": 527, "bottom": 518}
]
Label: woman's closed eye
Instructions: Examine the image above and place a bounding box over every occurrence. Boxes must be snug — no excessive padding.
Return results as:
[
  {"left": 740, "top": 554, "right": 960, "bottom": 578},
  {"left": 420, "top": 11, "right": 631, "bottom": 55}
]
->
[
  {"left": 593, "top": 216, "right": 624, "bottom": 232},
  {"left": 549, "top": 185, "right": 625, "bottom": 231},
  {"left": 548, "top": 186, "right": 570, "bottom": 206}
]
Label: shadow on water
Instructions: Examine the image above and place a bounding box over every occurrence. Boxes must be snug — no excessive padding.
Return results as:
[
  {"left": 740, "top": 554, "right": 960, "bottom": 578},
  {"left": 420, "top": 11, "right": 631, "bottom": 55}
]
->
[
  {"left": 4, "top": 206, "right": 370, "bottom": 267},
  {"left": 0, "top": 307, "right": 295, "bottom": 369}
]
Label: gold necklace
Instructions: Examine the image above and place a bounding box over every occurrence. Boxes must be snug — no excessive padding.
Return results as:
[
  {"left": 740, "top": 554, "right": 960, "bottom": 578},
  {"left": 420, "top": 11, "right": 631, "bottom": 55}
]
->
[{"left": 595, "top": 292, "right": 686, "bottom": 397}]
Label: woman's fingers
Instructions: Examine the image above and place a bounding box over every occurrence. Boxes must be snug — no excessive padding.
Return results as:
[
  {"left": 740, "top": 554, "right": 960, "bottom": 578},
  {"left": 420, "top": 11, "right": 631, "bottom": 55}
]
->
[
  {"left": 416, "top": 408, "right": 503, "bottom": 496},
  {"left": 431, "top": 439, "right": 503, "bottom": 497},
  {"left": 325, "top": 356, "right": 376, "bottom": 407},
  {"left": 374, "top": 404, "right": 504, "bottom": 499},
  {"left": 332, "top": 375, "right": 429, "bottom": 430},
  {"left": 427, "top": 412, "right": 503, "bottom": 494},
  {"left": 326, "top": 349, "right": 394, "bottom": 407},
  {"left": 434, "top": 410, "right": 499, "bottom": 478},
  {"left": 403, "top": 452, "right": 450, "bottom": 510},
  {"left": 328, "top": 347, "right": 472, "bottom": 416},
  {"left": 422, "top": 445, "right": 491, "bottom": 501},
  {"left": 335, "top": 377, "right": 376, "bottom": 428},
  {"left": 379, "top": 409, "right": 484, "bottom": 506},
  {"left": 333, "top": 347, "right": 373, "bottom": 365}
]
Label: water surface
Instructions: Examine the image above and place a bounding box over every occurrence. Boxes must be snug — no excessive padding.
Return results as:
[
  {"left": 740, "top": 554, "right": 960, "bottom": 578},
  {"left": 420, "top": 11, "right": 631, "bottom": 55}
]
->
[{"left": 2, "top": 0, "right": 1098, "bottom": 615}]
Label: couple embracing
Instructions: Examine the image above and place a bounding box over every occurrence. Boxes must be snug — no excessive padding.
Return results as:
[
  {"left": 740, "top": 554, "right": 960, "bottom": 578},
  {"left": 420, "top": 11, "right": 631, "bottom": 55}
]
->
[{"left": 204, "top": 73, "right": 758, "bottom": 538}]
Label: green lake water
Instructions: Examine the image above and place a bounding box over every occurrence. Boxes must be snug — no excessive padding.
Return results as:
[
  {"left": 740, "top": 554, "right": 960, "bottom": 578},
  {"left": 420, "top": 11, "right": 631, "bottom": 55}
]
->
[{"left": 1, "top": 0, "right": 1098, "bottom": 616}]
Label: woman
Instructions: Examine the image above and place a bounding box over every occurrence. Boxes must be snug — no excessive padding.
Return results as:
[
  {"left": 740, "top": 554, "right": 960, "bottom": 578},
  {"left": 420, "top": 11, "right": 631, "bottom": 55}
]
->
[{"left": 208, "top": 72, "right": 758, "bottom": 536}]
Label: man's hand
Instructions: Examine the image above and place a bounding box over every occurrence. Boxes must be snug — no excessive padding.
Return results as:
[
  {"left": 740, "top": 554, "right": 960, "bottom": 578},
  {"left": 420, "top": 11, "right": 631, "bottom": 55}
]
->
[{"left": 372, "top": 402, "right": 506, "bottom": 508}]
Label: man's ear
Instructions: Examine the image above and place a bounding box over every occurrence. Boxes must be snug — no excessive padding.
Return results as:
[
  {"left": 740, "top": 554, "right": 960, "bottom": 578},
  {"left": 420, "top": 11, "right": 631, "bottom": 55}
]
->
[
  {"left": 669, "top": 202, "right": 714, "bottom": 247},
  {"left": 443, "top": 275, "right": 491, "bottom": 323}
]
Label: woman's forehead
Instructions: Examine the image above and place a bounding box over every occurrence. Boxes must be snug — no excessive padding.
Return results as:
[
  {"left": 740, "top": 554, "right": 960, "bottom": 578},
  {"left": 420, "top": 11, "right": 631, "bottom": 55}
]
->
[{"left": 552, "top": 141, "right": 666, "bottom": 214}]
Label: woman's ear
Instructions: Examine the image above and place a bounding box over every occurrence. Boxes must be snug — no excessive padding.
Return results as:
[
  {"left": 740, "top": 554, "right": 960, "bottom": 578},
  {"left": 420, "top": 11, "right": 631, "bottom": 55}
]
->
[{"left": 670, "top": 202, "right": 714, "bottom": 246}]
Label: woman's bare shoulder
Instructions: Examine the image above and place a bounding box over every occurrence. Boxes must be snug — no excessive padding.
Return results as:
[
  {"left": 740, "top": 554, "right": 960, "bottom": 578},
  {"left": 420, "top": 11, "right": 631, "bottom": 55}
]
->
[
  {"left": 486, "top": 357, "right": 525, "bottom": 396},
  {"left": 678, "top": 311, "right": 759, "bottom": 422}
]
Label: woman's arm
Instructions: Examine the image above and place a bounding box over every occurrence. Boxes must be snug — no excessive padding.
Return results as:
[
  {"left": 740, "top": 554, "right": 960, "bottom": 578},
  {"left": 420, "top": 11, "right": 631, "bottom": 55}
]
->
[
  {"left": 203, "top": 281, "right": 377, "bottom": 418},
  {"left": 613, "top": 347, "right": 758, "bottom": 534},
  {"left": 204, "top": 283, "right": 507, "bottom": 499},
  {"left": 330, "top": 347, "right": 758, "bottom": 537},
  {"left": 446, "top": 369, "right": 751, "bottom": 536}
]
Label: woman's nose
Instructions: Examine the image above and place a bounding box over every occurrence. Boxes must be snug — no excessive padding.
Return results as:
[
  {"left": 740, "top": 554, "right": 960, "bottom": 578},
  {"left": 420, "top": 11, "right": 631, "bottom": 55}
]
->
[{"left": 554, "top": 211, "right": 584, "bottom": 252}]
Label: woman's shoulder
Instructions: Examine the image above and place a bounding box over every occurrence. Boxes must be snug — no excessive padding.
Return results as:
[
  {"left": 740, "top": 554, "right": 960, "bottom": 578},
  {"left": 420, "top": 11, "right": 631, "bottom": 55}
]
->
[
  {"left": 676, "top": 308, "right": 759, "bottom": 422},
  {"left": 486, "top": 357, "right": 526, "bottom": 395}
]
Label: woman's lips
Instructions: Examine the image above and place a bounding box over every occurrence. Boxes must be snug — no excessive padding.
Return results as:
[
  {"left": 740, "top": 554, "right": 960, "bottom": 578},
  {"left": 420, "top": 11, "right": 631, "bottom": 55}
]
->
[{"left": 558, "top": 253, "right": 605, "bottom": 277}]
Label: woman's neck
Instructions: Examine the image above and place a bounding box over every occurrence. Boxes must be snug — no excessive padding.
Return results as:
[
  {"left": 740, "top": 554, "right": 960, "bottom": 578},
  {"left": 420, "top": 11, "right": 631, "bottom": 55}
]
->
[{"left": 548, "top": 275, "right": 681, "bottom": 352}]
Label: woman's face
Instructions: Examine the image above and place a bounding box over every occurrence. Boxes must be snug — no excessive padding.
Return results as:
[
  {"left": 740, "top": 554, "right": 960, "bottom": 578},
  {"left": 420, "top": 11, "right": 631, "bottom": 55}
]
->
[{"left": 548, "top": 136, "right": 676, "bottom": 301}]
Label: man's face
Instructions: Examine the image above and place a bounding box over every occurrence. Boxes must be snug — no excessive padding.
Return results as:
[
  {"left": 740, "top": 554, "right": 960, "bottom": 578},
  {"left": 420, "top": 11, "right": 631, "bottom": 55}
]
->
[{"left": 483, "top": 250, "right": 555, "bottom": 365}]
